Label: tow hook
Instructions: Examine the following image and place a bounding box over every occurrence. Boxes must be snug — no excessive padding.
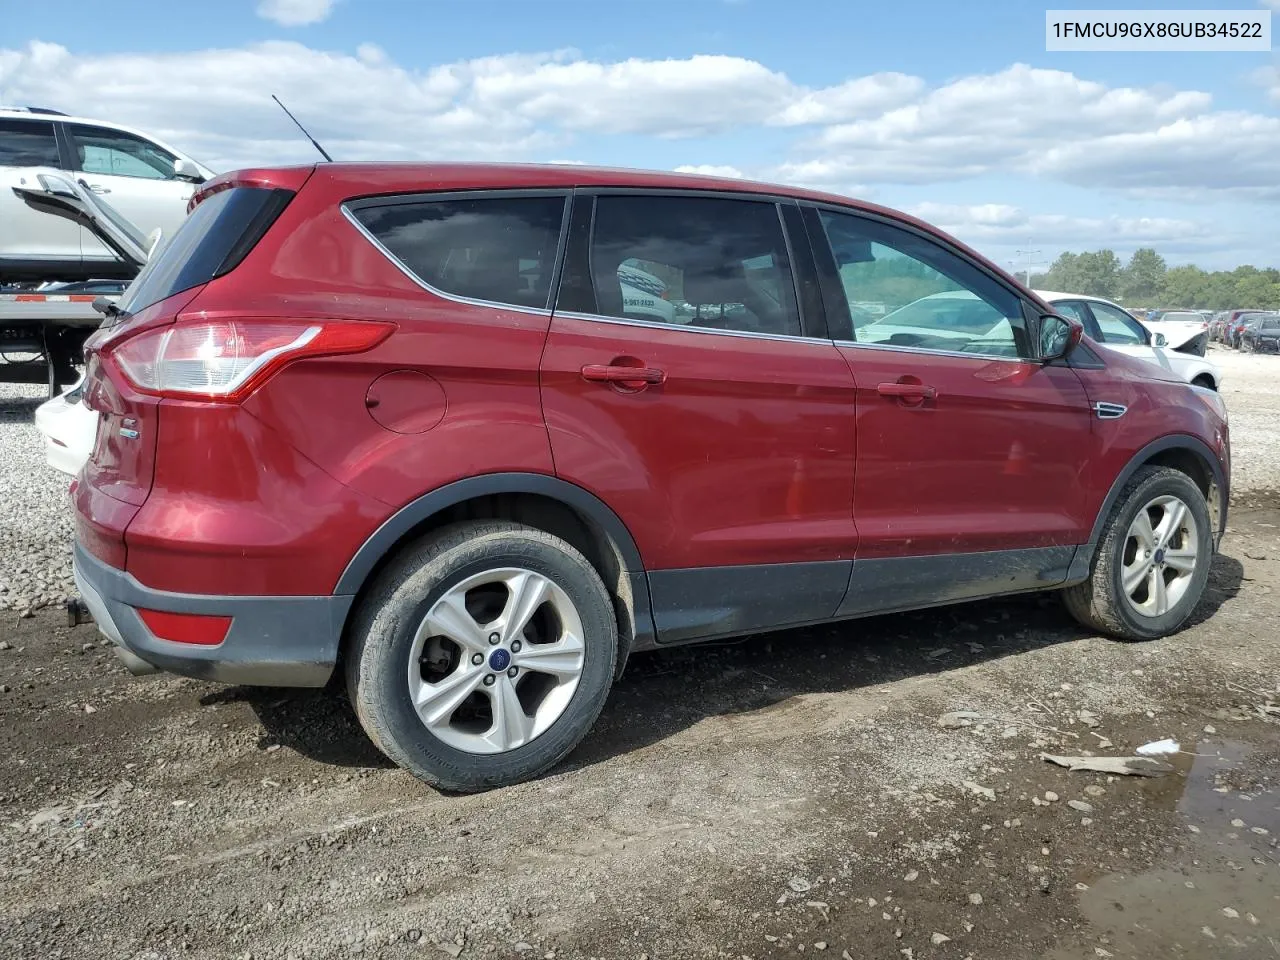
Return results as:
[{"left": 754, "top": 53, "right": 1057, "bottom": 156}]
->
[{"left": 65, "top": 597, "right": 92, "bottom": 628}]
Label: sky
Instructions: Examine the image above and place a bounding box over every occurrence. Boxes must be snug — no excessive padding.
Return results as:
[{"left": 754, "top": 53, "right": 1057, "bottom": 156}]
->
[{"left": 1, "top": 0, "right": 1278, "bottom": 274}]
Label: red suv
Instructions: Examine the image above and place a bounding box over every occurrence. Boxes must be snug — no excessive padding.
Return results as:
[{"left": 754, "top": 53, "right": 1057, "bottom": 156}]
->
[{"left": 73, "top": 164, "right": 1230, "bottom": 791}]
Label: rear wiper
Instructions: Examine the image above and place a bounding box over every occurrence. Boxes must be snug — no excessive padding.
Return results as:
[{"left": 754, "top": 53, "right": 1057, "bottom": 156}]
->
[{"left": 92, "top": 296, "right": 130, "bottom": 325}]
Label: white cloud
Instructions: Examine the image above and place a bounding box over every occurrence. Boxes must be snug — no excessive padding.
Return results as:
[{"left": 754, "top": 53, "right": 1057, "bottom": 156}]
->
[
  {"left": 905, "top": 202, "right": 1211, "bottom": 248},
  {"left": 673, "top": 164, "right": 746, "bottom": 178},
  {"left": 0, "top": 41, "right": 1276, "bottom": 216},
  {"left": 256, "top": 0, "right": 336, "bottom": 27}
]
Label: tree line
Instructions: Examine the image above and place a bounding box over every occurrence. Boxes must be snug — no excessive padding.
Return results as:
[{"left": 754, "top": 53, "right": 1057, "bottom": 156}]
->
[{"left": 1028, "top": 249, "right": 1280, "bottom": 310}]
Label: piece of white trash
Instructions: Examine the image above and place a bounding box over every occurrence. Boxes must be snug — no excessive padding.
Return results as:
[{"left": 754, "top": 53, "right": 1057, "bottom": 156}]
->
[{"left": 1136, "top": 739, "right": 1180, "bottom": 756}]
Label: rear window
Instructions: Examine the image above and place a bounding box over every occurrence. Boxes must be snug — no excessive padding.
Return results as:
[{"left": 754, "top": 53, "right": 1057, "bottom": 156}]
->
[
  {"left": 117, "top": 186, "right": 293, "bottom": 314},
  {"left": 0, "top": 118, "right": 60, "bottom": 167},
  {"left": 348, "top": 194, "right": 567, "bottom": 310}
]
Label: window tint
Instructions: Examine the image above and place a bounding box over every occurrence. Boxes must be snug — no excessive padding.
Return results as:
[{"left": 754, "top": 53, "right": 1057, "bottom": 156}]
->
[
  {"left": 352, "top": 196, "right": 566, "bottom": 310},
  {"left": 118, "top": 187, "right": 293, "bottom": 314},
  {"left": 819, "top": 210, "right": 1028, "bottom": 358},
  {"left": 588, "top": 195, "right": 800, "bottom": 337},
  {"left": 68, "top": 124, "right": 178, "bottom": 180},
  {"left": 1089, "top": 301, "right": 1147, "bottom": 345},
  {"left": 0, "top": 118, "right": 60, "bottom": 167},
  {"left": 1051, "top": 301, "right": 1091, "bottom": 325}
]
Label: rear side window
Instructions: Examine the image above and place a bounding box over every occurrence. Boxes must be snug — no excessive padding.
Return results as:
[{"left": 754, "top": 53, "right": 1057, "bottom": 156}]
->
[
  {"left": 0, "top": 118, "right": 60, "bottom": 167},
  {"left": 586, "top": 195, "right": 800, "bottom": 337},
  {"left": 350, "top": 195, "right": 567, "bottom": 310},
  {"left": 118, "top": 186, "right": 293, "bottom": 314}
]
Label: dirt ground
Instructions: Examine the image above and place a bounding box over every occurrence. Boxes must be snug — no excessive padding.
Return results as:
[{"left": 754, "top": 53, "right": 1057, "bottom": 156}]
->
[{"left": 2, "top": 346, "right": 1279, "bottom": 960}]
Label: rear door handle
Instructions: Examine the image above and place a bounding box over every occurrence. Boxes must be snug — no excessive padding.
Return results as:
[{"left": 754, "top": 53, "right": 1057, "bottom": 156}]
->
[
  {"left": 87, "top": 183, "right": 111, "bottom": 195},
  {"left": 581, "top": 364, "right": 666, "bottom": 387},
  {"left": 877, "top": 381, "right": 936, "bottom": 401}
]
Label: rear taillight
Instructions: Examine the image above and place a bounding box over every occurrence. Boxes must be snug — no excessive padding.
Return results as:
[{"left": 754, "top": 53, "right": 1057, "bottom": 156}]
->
[{"left": 108, "top": 319, "right": 394, "bottom": 402}]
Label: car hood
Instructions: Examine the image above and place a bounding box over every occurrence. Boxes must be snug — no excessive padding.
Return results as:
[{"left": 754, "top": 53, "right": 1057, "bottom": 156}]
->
[{"left": 1094, "top": 340, "right": 1187, "bottom": 386}]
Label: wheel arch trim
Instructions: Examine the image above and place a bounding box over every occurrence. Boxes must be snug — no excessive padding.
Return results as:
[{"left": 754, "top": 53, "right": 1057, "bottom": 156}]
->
[
  {"left": 1087, "top": 434, "right": 1228, "bottom": 550},
  {"left": 334, "top": 473, "right": 646, "bottom": 597}
]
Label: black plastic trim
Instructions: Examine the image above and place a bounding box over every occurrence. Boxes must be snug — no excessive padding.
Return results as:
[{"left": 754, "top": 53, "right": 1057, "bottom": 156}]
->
[
  {"left": 554, "top": 193, "right": 598, "bottom": 315},
  {"left": 801, "top": 204, "right": 854, "bottom": 342},
  {"left": 335, "top": 473, "right": 647, "bottom": 590},
  {"left": 74, "top": 543, "right": 348, "bottom": 687},
  {"left": 649, "top": 560, "right": 851, "bottom": 645},
  {"left": 838, "top": 546, "right": 1076, "bottom": 618},
  {"left": 1085, "top": 435, "right": 1229, "bottom": 550},
  {"left": 780, "top": 202, "right": 830, "bottom": 340}
]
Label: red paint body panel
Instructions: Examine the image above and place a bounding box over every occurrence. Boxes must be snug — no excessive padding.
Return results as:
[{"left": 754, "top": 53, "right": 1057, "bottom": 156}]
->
[
  {"left": 73, "top": 478, "right": 139, "bottom": 569},
  {"left": 837, "top": 346, "right": 1096, "bottom": 557},
  {"left": 541, "top": 316, "right": 858, "bottom": 568},
  {"left": 124, "top": 399, "right": 389, "bottom": 595},
  {"left": 1069, "top": 348, "right": 1230, "bottom": 531},
  {"left": 200, "top": 185, "right": 556, "bottom": 508}
]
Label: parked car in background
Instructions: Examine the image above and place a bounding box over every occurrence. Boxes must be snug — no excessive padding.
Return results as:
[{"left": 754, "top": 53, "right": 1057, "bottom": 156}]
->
[
  {"left": 34, "top": 375, "right": 95, "bottom": 475},
  {"left": 72, "top": 162, "right": 1229, "bottom": 792},
  {"left": 1229, "top": 312, "right": 1270, "bottom": 348},
  {"left": 1240, "top": 315, "right": 1280, "bottom": 353},
  {"left": 1142, "top": 310, "right": 1208, "bottom": 356},
  {"left": 1037, "top": 291, "right": 1222, "bottom": 390},
  {"left": 0, "top": 106, "right": 213, "bottom": 282}
]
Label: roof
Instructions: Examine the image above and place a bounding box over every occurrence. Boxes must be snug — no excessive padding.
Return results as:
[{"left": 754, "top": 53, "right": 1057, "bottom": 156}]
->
[
  {"left": 1034, "top": 289, "right": 1130, "bottom": 311},
  {"left": 204, "top": 161, "right": 1039, "bottom": 304}
]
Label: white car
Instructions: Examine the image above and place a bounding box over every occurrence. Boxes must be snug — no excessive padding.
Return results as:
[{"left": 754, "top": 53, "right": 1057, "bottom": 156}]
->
[
  {"left": 1037, "top": 291, "right": 1222, "bottom": 390},
  {"left": 1141, "top": 310, "right": 1209, "bottom": 355},
  {"left": 35, "top": 376, "right": 96, "bottom": 476},
  {"left": 0, "top": 106, "right": 213, "bottom": 283}
]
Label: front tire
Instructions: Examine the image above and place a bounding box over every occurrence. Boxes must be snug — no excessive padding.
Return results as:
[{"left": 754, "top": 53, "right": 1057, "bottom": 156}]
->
[
  {"left": 345, "top": 521, "right": 617, "bottom": 792},
  {"left": 1063, "top": 466, "right": 1212, "bottom": 641}
]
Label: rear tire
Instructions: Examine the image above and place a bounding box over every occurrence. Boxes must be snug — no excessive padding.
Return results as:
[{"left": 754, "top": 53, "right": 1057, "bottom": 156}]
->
[
  {"left": 1191, "top": 374, "right": 1216, "bottom": 390},
  {"left": 345, "top": 521, "right": 617, "bottom": 792},
  {"left": 1062, "top": 466, "right": 1212, "bottom": 641}
]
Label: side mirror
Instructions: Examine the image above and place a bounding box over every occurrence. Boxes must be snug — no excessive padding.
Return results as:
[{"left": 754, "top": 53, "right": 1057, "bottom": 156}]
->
[
  {"left": 172, "top": 158, "right": 205, "bottom": 183},
  {"left": 36, "top": 172, "right": 80, "bottom": 199},
  {"left": 1153, "top": 332, "right": 1167, "bottom": 347},
  {"left": 1040, "top": 314, "right": 1083, "bottom": 361}
]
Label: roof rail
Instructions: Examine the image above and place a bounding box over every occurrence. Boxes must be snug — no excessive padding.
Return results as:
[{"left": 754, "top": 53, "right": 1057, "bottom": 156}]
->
[{"left": 0, "top": 106, "right": 68, "bottom": 116}]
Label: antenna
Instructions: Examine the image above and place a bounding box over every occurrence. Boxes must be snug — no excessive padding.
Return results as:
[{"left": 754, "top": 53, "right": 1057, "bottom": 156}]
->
[{"left": 271, "top": 95, "right": 333, "bottom": 162}]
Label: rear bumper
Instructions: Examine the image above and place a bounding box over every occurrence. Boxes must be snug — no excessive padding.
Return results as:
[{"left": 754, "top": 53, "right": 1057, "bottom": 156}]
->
[{"left": 73, "top": 543, "right": 352, "bottom": 687}]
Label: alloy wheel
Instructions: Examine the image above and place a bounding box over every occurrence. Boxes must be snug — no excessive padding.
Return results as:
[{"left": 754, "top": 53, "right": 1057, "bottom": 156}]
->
[
  {"left": 407, "top": 568, "right": 585, "bottom": 754},
  {"left": 1120, "top": 495, "right": 1199, "bottom": 618}
]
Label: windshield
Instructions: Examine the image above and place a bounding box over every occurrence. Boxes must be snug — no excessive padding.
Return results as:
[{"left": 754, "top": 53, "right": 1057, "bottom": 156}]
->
[{"left": 118, "top": 186, "right": 293, "bottom": 314}]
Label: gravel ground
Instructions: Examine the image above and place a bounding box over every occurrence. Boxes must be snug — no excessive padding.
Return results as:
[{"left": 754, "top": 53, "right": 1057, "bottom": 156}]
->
[
  {"left": 1, "top": 347, "right": 1278, "bottom": 960},
  {"left": 0, "top": 382, "right": 75, "bottom": 614}
]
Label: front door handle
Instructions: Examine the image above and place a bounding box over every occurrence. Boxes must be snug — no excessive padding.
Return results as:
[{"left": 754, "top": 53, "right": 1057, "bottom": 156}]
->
[
  {"left": 877, "top": 381, "right": 936, "bottom": 401},
  {"left": 581, "top": 363, "right": 666, "bottom": 390},
  {"left": 86, "top": 183, "right": 111, "bottom": 195}
]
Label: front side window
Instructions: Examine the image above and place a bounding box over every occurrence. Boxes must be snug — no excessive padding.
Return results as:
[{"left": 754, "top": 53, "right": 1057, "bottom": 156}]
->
[
  {"left": 68, "top": 124, "right": 179, "bottom": 180},
  {"left": 352, "top": 195, "right": 567, "bottom": 310},
  {"left": 819, "top": 209, "right": 1028, "bottom": 358},
  {"left": 588, "top": 195, "right": 801, "bottom": 337},
  {"left": 1089, "top": 301, "right": 1148, "bottom": 345},
  {"left": 0, "top": 118, "right": 60, "bottom": 167}
]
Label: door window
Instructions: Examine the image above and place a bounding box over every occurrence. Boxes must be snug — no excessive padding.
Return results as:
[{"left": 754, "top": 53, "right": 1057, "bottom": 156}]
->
[
  {"left": 1089, "top": 301, "right": 1148, "bottom": 345},
  {"left": 350, "top": 195, "right": 567, "bottom": 310},
  {"left": 587, "top": 195, "right": 801, "bottom": 337},
  {"left": 68, "top": 124, "right": 179, "bottom": 180},
  {"left": 0, "top": 118, "right": 60, "bottom": 167},
  {"left": 1050, "top": 300, "right": 1096, "bottom": 336},
  {"left": 818, "top": 209, "right": 1028, "bottom": 358}
]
